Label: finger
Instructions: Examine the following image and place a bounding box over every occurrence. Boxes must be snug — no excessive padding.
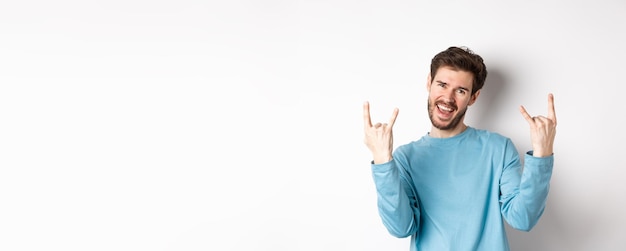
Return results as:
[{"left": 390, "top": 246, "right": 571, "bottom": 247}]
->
[
  {"left": 388, "top": 108, "right": 399, "bottom": 127},
  {"left": 519, "top": 105, "right": 534, "bottom": 124},
  {"left": 533, "top": 115, "right": 549, "bottom": 126},
  {"left": 535, "top": 115, "right": 557, "bottom": 127},
  {"left": 363, "top": 101, "right": 372, "bottom": 128},
  {"left": 547, "top": 93, "right": 557, "bottom": 125}
]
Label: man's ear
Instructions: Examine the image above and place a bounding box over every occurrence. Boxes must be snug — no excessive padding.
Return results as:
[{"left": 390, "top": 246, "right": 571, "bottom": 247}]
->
[
  {"left": 468, "top": 90, "right": 481, "bottom": 106},
  {"left": 426, "top": 74, "right": 432, "bottom": 92}
]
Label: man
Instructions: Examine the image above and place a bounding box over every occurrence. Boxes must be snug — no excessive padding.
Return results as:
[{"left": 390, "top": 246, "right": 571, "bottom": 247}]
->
[{"left": 363, "top": 46, "right": 557, "bottom": 251}]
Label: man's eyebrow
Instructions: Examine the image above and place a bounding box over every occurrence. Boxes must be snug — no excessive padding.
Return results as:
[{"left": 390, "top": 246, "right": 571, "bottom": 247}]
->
[{"left": 436, "top": 80, "right": 470, "bottom": 91}]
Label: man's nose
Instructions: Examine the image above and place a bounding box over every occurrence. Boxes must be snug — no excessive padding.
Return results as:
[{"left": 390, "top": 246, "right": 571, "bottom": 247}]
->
[{"left": 442, "top": 89, "right": 455, "bottom": 102}]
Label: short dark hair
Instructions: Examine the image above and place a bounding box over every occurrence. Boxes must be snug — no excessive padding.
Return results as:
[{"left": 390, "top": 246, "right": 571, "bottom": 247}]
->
[{"left": 430, "top": 46, "right": 487, "bottom": 95}]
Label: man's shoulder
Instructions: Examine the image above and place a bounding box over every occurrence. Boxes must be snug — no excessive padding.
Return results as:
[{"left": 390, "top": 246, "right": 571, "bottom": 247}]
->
[
  {"left": 469, "top": 127, "right": 511, "bottom": 143},
  {"left": 394, "top": 136, "right": 428, "bottom": 154}
]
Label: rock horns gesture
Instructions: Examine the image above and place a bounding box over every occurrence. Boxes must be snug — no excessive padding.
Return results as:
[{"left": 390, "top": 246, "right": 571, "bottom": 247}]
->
[
  {"left": 519, "top": 93, "right": 557, "bottom": 157},
  {"left": 363, "top": 101, "right": 399, "bottom": 164}
]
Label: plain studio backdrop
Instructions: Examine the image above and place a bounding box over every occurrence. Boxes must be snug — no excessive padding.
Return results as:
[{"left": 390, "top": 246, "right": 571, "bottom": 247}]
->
[{"left": 1, "top": 1, "right": 625, "bottom": 250}]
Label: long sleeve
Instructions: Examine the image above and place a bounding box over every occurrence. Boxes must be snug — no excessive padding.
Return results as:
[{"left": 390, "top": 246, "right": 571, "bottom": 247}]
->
[
  {"left": 371, "top": 155, "right": 420, "bottom": 238},
  {"left": 499, "top": 139, "right": 554, "bottom": 231},
  {"left": 369, "top": 128, "right": 552, "bottom": 250}
]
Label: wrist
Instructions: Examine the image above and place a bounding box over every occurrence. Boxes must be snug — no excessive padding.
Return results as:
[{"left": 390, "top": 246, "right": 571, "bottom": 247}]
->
[
  {"left": 531, "top": 149, "right": 552, "bottom": 157},
  {"left": 373, "top": 154, "right": 392, "bottom": 164}
]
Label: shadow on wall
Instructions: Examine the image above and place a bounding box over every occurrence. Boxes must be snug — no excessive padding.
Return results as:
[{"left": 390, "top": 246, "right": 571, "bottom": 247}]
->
[
  {"left": 467, "top": 69, "right": 508, "bottom": 131},
  {"left": 505, "top": 188, "right": 598, "bottom": 251},
  {"left": 475, "top": 69, "right": 594, "bottom": 250}
]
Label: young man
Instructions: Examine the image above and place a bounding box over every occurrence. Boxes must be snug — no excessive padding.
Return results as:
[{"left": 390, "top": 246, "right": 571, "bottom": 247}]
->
[{"left": 363, "top": 46, "right": 557, "bottom": 251}]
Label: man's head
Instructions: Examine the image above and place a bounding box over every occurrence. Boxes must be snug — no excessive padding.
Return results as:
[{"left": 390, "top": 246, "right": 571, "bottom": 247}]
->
[
  {"left": 430, "top": 46, "right": 487, "bottom": 95},
  {"left": 426, "top": 46, "right": 488, "bottom": 134}
]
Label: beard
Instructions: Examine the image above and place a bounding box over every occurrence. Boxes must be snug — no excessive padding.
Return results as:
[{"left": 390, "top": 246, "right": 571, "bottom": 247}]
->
[{"left": 427, "top": 99, "right": 467, "bottom": 130}]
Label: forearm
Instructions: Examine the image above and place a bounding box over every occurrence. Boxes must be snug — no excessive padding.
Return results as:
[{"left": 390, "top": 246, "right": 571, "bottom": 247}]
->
[
  {"left": 372, "top": 161, "right": 419, "bottom": 238},
  {"left": 501, "top": 152, "right": 554, "bottom": 231}
]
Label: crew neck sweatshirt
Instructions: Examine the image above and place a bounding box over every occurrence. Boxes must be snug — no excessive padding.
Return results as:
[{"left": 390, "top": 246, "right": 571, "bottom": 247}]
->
[{"left": 371, "top": 127, "right": 553, "bottom": 251}]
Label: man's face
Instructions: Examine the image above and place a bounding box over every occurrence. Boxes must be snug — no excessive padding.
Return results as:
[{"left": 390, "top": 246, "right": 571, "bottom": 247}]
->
[{"left": 427, "top": 66, "right": 478, "bottom": 130}]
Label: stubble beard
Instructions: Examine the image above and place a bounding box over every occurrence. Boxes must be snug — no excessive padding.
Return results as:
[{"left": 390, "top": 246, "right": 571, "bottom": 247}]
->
[{"left": 427, "top": 99, "right": 467, "bottom": 130}]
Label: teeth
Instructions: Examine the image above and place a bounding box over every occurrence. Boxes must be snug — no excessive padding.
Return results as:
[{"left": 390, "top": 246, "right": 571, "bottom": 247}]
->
[{"left": 438, "top": 104, "right": 453, "bottom": 112}]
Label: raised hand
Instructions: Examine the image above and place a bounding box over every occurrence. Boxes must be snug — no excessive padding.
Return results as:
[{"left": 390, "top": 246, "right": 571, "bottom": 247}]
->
[
  {"left": 519, "top": 93, "right": 557, "bottom": 157},
  {"left": 363, "top": 101, "right": 399, "bottom": 164}
]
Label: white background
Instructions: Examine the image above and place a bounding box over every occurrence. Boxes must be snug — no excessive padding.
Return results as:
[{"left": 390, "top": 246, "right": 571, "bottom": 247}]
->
[{"left": 1, "top": 1, "right": 625, "bottom": 250}]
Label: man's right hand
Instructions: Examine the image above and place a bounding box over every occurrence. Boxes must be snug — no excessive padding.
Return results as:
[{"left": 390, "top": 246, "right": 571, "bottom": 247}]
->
[{"left": 363, "top": 101, "right": 399, "bottom": 164}]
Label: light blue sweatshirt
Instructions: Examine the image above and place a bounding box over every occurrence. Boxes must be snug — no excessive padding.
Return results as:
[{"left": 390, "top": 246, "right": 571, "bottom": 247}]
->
[{"left": 371, "top": 127, "right": 553, "bottom": 251}]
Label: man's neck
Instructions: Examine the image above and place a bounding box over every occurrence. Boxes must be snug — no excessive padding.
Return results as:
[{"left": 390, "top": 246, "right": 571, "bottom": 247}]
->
[{"left": 429, "top": 124, "right": 468, "bottom": 138}]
